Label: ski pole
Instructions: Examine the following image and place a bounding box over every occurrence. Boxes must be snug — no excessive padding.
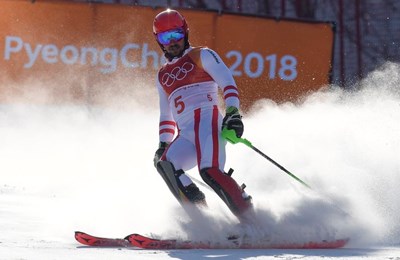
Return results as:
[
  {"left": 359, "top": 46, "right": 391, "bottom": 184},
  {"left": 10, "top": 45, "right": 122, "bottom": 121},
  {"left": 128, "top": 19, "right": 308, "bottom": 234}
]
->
[{"left": 221, "top": 128, "right": 312, "bottom": 189}]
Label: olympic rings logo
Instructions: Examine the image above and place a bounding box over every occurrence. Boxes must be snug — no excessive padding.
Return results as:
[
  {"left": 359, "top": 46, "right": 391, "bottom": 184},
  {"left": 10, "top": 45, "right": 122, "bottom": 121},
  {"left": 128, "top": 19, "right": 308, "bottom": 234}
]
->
[{"left": 161, "top": 62, "right": 194, "bottom": 87}]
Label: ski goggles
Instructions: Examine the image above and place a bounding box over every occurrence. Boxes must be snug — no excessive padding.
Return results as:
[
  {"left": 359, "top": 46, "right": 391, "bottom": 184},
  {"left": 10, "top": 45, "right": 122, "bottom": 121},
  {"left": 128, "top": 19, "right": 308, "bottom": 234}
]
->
[{"left": 156, "top": 29, "right": 185, "bottom": 45}]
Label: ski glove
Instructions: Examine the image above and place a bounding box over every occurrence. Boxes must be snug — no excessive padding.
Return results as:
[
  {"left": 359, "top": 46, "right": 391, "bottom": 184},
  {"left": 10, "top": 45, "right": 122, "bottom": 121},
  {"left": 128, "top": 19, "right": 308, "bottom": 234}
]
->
[
  {"left": 222, "top": 106, "right": 244, "bottom": 138},
  {"left": 153, "top": 142, "right": 169, "bottom": 167}
]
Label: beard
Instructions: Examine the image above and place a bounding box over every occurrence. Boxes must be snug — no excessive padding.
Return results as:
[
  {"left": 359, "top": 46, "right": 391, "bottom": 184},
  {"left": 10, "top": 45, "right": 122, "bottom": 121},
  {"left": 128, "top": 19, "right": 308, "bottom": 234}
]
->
[
  {"left": 163, "top": 39, "right": 187, "bottom": 61},
  {"left": 166, "top": 44, "right": 182, "bottom": 56}
]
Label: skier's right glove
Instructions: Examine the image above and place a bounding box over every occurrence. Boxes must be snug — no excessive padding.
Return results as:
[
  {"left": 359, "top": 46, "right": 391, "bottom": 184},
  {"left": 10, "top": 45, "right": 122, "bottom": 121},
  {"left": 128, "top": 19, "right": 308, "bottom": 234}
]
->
[
  {"left": 222, "top": 106, "right": 244, "bottom": 138},
  {"left": 153, "top": 142, "right": 169, "bottom": 168}
]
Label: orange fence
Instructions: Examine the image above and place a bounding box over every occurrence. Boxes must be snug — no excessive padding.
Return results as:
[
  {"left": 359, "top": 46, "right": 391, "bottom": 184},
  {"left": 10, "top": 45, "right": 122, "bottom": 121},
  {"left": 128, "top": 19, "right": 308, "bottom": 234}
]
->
[{"left": 0, "top": 0, "right": 334, "bottom": 110}]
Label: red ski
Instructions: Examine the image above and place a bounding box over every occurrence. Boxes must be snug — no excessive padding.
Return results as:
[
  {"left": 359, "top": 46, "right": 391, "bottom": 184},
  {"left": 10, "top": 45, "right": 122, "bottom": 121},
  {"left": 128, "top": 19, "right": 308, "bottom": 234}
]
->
[
  {"left": 75, "top": 231, "right": 348, "bottom": 249},
  {"left": 126, "top": 233, "right": 349, "bottom": 249},
  {"left": 75, "top": 231, "right": 131, "bottom": 247}
]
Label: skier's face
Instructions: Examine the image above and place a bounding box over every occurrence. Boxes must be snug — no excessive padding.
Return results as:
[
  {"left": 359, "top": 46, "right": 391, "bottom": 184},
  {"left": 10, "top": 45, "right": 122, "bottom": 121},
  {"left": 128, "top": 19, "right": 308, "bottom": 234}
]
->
[{"left": 163, "top": 38, "right": 185, "bottom": 57}]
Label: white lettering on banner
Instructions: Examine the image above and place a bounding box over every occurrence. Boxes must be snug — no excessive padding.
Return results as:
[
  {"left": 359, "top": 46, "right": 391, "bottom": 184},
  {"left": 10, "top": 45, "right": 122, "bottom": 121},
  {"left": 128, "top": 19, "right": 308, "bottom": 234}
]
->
[
  {"left": 3, "top": 35, "right": 164, "bottom": 74},
  {"left": 80, "top": 47, "right": 98, "bottom": 65},
  {"left": 226, "top": 50, "right": 298, "bottom": 81},
  {"left": 42, "top": 44, "right": 59, "bottom": 63},
  {"left": 4, "top": 36, "right": 23, "bottom": 59},
  {"left": 25, "top": 43, "right": 42, "bottom": 68},
  {"left": 60, "top": 45, "right": 79, "bottom": 65},
  {"left": 141, "top": 43, "right": 159, "bottom": 69},
  {"left": 4, "top": 36, "right": 298, "bottom": 80},
  {"left": 121, "top": 43, "right": 139, "bottom": 68},
  {"left": 99, "top": 48, "right": 118, "bottom": 73}
]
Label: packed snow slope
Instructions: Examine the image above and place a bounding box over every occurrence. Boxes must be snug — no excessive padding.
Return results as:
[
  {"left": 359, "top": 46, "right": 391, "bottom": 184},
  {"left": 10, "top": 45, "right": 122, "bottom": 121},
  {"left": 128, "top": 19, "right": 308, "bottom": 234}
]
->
[{"left": 0, "top": 62, "right": 399, "bottom": 259}]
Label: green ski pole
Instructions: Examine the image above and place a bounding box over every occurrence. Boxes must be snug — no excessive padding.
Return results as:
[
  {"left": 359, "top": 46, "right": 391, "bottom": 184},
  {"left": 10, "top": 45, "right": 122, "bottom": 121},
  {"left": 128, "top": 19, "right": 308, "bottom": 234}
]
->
[{"left": 221, "top": 128, "right": 312, "bottom": 189}]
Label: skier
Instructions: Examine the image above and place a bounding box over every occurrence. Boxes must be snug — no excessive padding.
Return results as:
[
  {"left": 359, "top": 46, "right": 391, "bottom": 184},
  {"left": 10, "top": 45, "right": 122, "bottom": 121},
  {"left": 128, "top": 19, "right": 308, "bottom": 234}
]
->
[{"left": 152, "top": 9, "right": 253, "bottom": 223}]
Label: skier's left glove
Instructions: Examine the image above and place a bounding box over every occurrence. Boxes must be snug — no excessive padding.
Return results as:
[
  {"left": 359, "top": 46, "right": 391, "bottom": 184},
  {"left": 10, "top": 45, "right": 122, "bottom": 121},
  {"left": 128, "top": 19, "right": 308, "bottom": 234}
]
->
[
  {"left": 222, "top": 106, "right": 244, "bottom": 138},
  {"left": 153, "top": 142, "right": 169, "bottom": 168}
]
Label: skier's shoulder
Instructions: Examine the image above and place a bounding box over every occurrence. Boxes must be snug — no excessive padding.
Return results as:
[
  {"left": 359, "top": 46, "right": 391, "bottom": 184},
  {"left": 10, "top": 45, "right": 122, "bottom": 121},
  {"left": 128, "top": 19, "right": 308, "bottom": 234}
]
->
[
  {"left": 187, "top": 46, "right": 205, "bottom": 60},
  {"left": 188, "top": 46, "right": 221, "bottom": 66},
  {"left": 189, "top": 46, "right": 218, "bottom": 56}
]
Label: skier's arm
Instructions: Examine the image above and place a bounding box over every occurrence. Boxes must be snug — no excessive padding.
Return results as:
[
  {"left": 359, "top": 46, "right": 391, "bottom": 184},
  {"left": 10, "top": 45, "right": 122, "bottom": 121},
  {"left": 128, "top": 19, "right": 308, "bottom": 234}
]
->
[
  {"left": 200, "top": 48, "right": 244, "bottom": 138},
  {"left": 200, "top": 48, "right": 240, "bottom": 110},
  {"left": 154, "top": 80, "right": 175, "bottom": 167},
  {"left": 156, "top": 80, "right": 176, "bottom": 144}
]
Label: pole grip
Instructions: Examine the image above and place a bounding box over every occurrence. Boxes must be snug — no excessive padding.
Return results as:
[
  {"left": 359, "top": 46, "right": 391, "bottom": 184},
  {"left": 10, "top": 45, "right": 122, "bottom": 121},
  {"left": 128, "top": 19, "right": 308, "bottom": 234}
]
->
[{"left": 221, "top": 128, "right": 252, "bottom": 147}]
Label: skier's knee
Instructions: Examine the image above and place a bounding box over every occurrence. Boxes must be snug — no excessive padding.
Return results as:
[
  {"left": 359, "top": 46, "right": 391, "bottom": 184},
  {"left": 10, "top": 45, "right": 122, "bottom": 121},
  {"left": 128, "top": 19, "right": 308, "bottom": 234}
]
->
[{"left": 200, "top": 167, "right": 252, "bottom": 217}]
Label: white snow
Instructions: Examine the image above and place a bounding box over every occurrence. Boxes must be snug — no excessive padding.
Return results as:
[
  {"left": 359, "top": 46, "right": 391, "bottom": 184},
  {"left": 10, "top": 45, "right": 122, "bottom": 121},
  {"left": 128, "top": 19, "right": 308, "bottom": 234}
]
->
[{"left": 1, "top": 62, "right": 400, "bottom": 259}]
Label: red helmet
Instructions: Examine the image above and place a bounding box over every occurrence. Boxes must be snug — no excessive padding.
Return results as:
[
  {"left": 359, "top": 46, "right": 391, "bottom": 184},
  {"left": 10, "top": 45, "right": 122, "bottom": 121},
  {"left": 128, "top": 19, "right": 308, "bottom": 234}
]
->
[{"left": 153, "top": 9, "right": 189, "bottom": 35}]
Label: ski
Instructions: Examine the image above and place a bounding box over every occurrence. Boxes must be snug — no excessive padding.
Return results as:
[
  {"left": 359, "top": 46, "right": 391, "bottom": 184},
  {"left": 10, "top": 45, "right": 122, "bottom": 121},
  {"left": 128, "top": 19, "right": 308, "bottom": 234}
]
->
[
  {"left": 126, "top": 233, "right": 349, "bottom": 249},
  {"left": 75, "top": 231, "right": 131, "bottom": 247},
  {"left": 75, "top": 231, "right": 348, "bottom": 249}
]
